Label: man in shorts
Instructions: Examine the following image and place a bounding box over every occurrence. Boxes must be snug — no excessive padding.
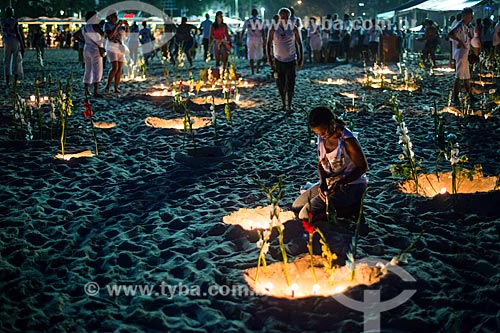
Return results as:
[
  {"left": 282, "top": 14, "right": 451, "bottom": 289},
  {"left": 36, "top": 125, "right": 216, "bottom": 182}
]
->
[
  {"left": 447, "top": 7, "right": 476, "bottom": 105},
  {"left": 241, "top": 9, "right": 265, "bottom": 75}
]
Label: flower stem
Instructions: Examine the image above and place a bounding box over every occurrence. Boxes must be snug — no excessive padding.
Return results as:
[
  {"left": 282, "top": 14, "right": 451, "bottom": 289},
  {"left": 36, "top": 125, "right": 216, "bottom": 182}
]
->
[
  {"left": 277, "top": 225, "right": 290, "bottom": 286},
  {"left": 308, "top": 233, "right": 317, "bottom": 283},
  {"left": 60, "top": 116, "right": 65, "bottom": 157},
  {"left": 91, "top": 118, "right": 98, "bottom": 156}
]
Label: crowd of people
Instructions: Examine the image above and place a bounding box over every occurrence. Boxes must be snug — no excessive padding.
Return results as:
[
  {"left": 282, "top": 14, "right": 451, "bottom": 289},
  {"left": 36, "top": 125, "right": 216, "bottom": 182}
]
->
[{"left": 3, "top": 6, "right": 499, "bottom": 105}]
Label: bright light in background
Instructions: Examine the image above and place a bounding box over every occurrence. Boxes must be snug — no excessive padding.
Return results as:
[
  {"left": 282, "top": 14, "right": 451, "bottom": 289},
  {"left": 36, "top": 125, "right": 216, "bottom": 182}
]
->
[
  {"left": 297, "top": 0, "right": 303, "bottom": 5},
  {"left": 260, "top": 7, "right": 265, "bottom": 20},
  {"left": 60, "top": 10, "right": 64, "bottom": 16}
]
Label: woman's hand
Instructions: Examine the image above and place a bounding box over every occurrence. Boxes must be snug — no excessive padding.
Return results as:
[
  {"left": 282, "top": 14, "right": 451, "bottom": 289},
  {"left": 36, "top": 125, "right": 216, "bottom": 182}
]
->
[
  {"left": 318, "top": 183, "right": 341, "bottom": 202},
  {"left": 318, "top": 188, "right": 327, "bottom": 202}
]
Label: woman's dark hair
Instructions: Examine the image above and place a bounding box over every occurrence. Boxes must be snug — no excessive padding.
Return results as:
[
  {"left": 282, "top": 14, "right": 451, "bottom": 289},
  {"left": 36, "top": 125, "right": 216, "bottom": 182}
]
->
[
  {"left": 5, "top": 7, "right": 14, "bottom": 17},
  {"left": 85, "top": 10, "right": 97, "bottom": 22},
  {"left": 308, "top": 106, "right": 345, "bottom": 129},
  {"left": 213, "top": 11, "right": 224, "bottom": 29}
]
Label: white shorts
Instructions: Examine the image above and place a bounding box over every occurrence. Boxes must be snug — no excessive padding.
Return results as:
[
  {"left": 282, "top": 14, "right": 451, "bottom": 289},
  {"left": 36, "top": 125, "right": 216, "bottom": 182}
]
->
[
  {"left": 455, "top": 53, "right": 470, "bottom": 80},
  {"left": 246, "top": 38, "right": 263, "bottom": 60},
  {"left": 83, "top": 47, "right": 103, "bottom": 84},
  {"left": 106, "top": 41, "right": 126, "bottom": 63}
]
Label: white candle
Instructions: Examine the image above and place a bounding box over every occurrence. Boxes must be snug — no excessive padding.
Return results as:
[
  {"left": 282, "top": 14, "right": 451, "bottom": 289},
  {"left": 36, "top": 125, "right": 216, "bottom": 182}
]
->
[
  {"left": 291, "top": 283, "right": 298, "bottom": 298},
  {"left": 312, "top": 284, "right": 320, "bottom": 295}
]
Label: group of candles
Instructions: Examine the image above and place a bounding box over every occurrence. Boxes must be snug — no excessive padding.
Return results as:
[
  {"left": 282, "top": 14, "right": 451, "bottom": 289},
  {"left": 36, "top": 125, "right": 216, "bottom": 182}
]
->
[
  {"left": 29, "top": 95, "right": 50, "bottom": 105},
  {"left": 260, "top": 281, "right": 347, "bottom": 298}
]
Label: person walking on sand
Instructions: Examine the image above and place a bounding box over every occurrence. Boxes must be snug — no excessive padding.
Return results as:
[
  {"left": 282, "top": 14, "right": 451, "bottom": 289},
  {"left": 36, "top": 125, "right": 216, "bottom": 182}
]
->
[
  {"left": 81, "top": 10, "right": 105, "bottom": 97},
  {"left": 307, "top": 17, "right": 322, "bottom": 64},
  {"left": 104, "top": 10, "right": 129, "bottom": 94},
  {"left": 173, "top": 17, "right": 197, "bottom": 67},
  {"left": 367, "top": 18, "right": 382, "bottom": 64},
  {"left": 139, "top": 21, "right": 153, "bottom": 65},
  {"left": 241, "top": 9, "right": 265, "bottom": 75},
  {"left": 128, "top": 22, "right": 139, "bottom": 65},
  {"left": 448, "top": 7, "right": 477, "bottom": 105},
  {"left": 445, "top": 15, "right": 457, "bottom": 68},
  {"left": 199, "top": 13, "right": 212, "bottom": 61},
  {"left": 266, "top": 7, "right": 304, "bottom": 112},
  {"left": 209, "top": 11, "right": 231, "bottom": 68},
  {"left": 1, "top": 6, "right": 25, "bottom": 86},
  {"left": 341, "top": 13, "right": 352, "bottom": 64},
  {"left": 292, "top": 106, "right": 368, "bottom": 225},
  {"left": 419, "top": 19, "right": 439, "bottom": 67}
]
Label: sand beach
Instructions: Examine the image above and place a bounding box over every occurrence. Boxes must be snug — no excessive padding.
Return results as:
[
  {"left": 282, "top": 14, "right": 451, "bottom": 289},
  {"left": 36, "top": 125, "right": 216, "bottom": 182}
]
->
[{"left": 1, "top": 48, "right": 499, "bottom": 332}]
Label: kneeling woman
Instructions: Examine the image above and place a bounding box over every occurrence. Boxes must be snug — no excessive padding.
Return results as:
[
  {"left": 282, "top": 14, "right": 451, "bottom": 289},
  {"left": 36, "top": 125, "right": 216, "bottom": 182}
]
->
[{"left": 293, "top": 106, "right": 368, "bottom": 222}]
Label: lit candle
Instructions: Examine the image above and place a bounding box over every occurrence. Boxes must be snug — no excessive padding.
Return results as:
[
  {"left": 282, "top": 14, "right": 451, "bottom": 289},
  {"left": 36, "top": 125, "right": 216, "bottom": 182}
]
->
[
  {"left": 312, "top": 284, "right": 320, "bottom": 295},
  {"left": 334, "top": 285, "right": 347, "bottom": 293},
  {"left": 291, "top": 283, "right": 298, "bottom": 298},
  {"left": 440, "top": 188, "right": 447, "bottom": 195}
]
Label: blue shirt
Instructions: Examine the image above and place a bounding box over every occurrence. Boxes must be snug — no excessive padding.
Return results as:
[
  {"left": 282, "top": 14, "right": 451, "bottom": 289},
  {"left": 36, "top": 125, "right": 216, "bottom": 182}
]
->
[{"left": 200, "top": 19, "right": 212, "bottom": 39}]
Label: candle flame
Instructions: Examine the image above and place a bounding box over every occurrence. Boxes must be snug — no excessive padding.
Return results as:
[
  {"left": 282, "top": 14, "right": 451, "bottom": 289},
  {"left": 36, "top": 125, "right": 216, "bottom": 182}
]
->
[
  {"left": 312, "top": 284, "right": 320, "bottom": 294},
  {"left": 334, "top": 285, "right": 347, "bottom": 293}
]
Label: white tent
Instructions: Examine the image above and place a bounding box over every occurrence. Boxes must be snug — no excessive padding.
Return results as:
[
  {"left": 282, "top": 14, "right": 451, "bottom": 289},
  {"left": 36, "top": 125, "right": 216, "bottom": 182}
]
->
[
  {"left": 401, "top": 0, "right": 482, "bottom": 12},
  {"left": 377, "top": 0, "right": 483, "bottom": 20}
]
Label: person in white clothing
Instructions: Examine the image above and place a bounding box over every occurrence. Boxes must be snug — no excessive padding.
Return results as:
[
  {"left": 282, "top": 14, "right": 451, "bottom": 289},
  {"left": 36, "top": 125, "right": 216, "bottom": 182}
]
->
[
  {"left": 104, "top": 9, "right": 129, "bottom": 94},
  {"left": 266, "top": 7, "right": 304, "bottom": 112},
  {"left": 81, "top": 11, "right": 105, "bottom": 97},
  {"left": 470, "top": 18, "right": 482, "bottom": 56},
  {"left": 307, "top": 17, "right": 322, "bottom": 63},
  {"left": 447, "top": 7, "right": 476, "bottom": 105},
  {"left": 241, "top": 9, "right": 265, "bottom": 74},
  {"left": 292, "top": 106, "right": 368, "bottom": 224}
]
